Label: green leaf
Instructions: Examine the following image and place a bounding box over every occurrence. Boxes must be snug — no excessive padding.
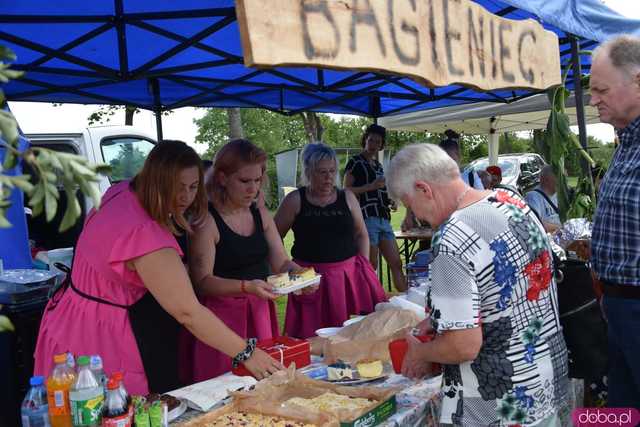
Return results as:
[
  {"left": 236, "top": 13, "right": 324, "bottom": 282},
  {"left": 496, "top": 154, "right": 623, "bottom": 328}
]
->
[
  {"left": 59, "top": 185, "right": 81, "bottom": 232},
  {"left": 0, "top": 211, "right": 11, "bottom": 228},
  {"left": 0, "top": 315, "right": 14, "bottom": 332},
  {"left": 44, "top": 184, "right": 58, "bottom": 222},
  {"left": 0, "top": 110, "right": 19, "bottom": 145},
  {"left": 10, "top": 175, "right": 34, "bottom": 194},
  {"left": 28, "top": 183, "right": 45, "bottom": 208}
]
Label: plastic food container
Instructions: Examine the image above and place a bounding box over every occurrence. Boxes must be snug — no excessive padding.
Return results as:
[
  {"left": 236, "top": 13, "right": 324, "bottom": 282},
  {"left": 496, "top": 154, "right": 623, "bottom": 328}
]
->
[
  {"left": 388, "top": 335, "right": 441, "bottom": 374},
  {"left": 232, "top": 337, "right": 311, "bottom": 378}
]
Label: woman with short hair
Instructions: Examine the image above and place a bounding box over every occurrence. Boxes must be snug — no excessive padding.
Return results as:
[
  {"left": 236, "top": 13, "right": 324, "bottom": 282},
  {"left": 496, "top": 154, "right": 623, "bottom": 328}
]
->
[
  {"left": 34, "top": 140, "right": 280, "bottom": 395},
  {"left": 275, "top": 143, "right": 387, "bottom": 338},
  {"left": 388, "top": 143, "right": 569, "bottom": 426}
]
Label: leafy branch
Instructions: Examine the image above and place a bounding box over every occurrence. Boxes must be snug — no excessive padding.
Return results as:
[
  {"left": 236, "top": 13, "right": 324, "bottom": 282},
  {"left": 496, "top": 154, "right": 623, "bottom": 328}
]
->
[{"left": 1, "top": 46, "right": 111, "bottom": 231}]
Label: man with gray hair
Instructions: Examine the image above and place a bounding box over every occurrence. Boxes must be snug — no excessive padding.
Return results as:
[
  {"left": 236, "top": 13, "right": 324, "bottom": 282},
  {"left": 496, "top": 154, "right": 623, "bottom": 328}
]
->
[
  {"left": 524, "top": 165, "right": 560, "bottom": 233},
  {"left": 387, "top": 143, "right": 568, "bottom": 426},
  {"left": 589, "top": 34, "right": 640, "bottom": 407}
]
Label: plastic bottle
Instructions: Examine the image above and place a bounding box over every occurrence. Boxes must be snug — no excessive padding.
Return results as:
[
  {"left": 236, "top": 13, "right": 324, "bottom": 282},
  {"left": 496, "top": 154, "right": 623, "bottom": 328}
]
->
[
  {"left": 110, "top": 373, "right": 130, "bottom": 407},
  {"left": 69, "top": 356, "right": 104, "bottom": 426},
  {"left": 66, "top": 353, "right": 75, "bottom": 371},
  {"left": 102, "top": 378, "right": 131, "bottom": 427},
  {"left": 89, "top": 356, "right": 107, "bottom": 391},
  {"left": 47, "top": 353, "right": 76, "bottom": 427},
  {"left": 22, "top": 376, "right": 51, "bottom": 427}
]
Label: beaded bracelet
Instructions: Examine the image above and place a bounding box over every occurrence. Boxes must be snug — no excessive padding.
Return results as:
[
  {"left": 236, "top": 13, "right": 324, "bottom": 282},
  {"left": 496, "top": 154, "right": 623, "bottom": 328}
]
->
[{"left": 232, "top": 338, "right": 257, "bottom": 368}]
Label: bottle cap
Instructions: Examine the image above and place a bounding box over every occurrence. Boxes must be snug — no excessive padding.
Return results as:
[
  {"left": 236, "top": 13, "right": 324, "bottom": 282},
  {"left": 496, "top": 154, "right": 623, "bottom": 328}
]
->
[
  {"left": 30, "top": 376, "right": 44, "bottom": 386},
  {"left": 106, "top": 378, "right": 119, "bottom": 390},
  {"left": 89, "top": 355, "right": 103, "bottom": 370},
  {"left": 76, "top": 355, "right": 90, "bottom": 366},
  {"left": 53, "top": 353, "right": 67, "bottom": 364}
]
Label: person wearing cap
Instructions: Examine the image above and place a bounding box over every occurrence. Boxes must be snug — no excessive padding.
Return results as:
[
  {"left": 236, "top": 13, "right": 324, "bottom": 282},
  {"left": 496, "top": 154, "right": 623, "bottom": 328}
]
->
[
  {"left": 344, "top": 124, "right": 406, "bottom": 292},
  {"left": 439, "top": 130, "right": 484, "bottom": 190},
  {"left": 524, "top": 166, "right": 561, "bottom": 233},
  {"left": 486, "top": 165, "right": 502, "bottom": 188}
]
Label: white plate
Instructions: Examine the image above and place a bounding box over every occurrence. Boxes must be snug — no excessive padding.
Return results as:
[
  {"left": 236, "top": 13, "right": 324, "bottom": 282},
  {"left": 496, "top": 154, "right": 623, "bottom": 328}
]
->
[
  {"left": 315, "top": 327, "right": 342, "bottom": 338},
  {"left": 167, "top": 399, "right": 188, "bottom": 422},
  {"left": 343, "top": 315, "right": 365, "bottom": 327},
  {"left": 272, "top": 275, "right": 321, "bottom": 295}
]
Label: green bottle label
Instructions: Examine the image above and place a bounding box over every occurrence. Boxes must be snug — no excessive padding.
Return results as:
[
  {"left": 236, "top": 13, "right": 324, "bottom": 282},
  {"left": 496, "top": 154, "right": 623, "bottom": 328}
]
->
[{"left": 71, "top": 394, "right": 104, "bottom": 426}]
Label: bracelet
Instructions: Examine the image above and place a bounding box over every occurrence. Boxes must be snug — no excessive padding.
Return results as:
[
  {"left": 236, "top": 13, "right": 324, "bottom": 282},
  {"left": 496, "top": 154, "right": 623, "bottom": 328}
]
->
[
  {"left": 240, "top": 280, "right": 247, "bottom": 294},
  {"left": 232, "top": 338, "right": 257, "bottom": 368}
]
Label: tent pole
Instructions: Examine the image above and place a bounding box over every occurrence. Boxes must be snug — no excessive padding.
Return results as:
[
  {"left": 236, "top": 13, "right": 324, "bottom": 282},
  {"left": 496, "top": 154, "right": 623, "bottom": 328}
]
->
[
  {"left": 151, "top": 78, "right": 163, "bottom": 141},
  {"left": 488, "top": 117, "right": 499, "bottom": 166},
  {"left": 570, "top": 35, "right": 593, "bottom": 182}
]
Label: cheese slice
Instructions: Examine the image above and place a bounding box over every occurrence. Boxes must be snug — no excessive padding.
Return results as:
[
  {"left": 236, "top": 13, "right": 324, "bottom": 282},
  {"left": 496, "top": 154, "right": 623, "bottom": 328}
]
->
[{"left": 356, "top": 360, "right": 383, "bottom": 378}]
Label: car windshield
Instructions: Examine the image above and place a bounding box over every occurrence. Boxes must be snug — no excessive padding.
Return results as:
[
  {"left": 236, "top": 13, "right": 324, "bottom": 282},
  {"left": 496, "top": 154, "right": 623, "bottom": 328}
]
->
[{"left": 469, "top": 158, "right": 519, "bottom": 179}]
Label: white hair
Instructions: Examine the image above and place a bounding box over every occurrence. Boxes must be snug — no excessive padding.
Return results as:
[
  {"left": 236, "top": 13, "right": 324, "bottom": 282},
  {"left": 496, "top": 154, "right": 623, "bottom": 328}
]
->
[
  {"left": 386, "top": 143, "right": 461, "bottom": 200},
  {"left": 300, "top": 142, "right": 337, "bottom": 186},
  {"left": 593, "top": 35, "right": 640, "bottom": 80}
]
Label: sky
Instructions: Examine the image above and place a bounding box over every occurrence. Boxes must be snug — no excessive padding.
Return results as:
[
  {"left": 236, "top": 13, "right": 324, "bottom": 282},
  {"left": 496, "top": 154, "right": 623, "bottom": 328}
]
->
[{"left": 8, "top": 1, "right": 640, "bottom": 154}]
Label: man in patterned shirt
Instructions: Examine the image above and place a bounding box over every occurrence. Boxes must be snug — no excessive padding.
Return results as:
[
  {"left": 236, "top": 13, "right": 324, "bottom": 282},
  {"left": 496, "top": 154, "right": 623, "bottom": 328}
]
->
[
  {"left": 387, "top": 143, "right": 568, "bottom": 426},
  {"left": 589, "top": 35, "right": 640, "bottom": 407}
]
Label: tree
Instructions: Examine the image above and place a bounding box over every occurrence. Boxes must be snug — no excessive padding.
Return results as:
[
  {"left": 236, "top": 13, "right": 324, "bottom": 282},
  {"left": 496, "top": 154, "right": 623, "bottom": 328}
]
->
[
  {"left": 227, "top": 108, "right": 244, "bottom": 139},
  {"left": 300, "top": 112, "right": 324, "bottom": 143}
]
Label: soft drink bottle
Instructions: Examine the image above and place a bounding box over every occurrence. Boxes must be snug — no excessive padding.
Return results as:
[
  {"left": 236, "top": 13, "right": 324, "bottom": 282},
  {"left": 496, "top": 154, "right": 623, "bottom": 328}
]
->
[
  {"left": 101, "top": 379, "right": 131, "bottom": 427},
  {"left": 47, "top": 353, "right": 76, "bottom": 427},
  {"left": 69, "top": 356, "right": 104, "bottom": 426},
  {"left": 22, "top": 376, "right": 51, "bottom": 427},
  {"left": 110, "top": 373, "right": 130, "bottom": 407},
  {"left": 89, "top": 356, "right": 107, "bottom": 391}
]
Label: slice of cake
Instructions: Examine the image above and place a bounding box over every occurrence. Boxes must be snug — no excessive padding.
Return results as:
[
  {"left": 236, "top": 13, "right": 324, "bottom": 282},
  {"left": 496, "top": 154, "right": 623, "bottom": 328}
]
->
[
  {"left": 356, "top": 359, "right": 383, "bottom": 378},
  {"left": 290, "top": 267, "right": 316, "bottom": 284},
  {"left": 267, "top": 272, "right": 289, "bottom": 288},
  {"left": 327, "top": 362, "right": 354, "bottom": 381}
]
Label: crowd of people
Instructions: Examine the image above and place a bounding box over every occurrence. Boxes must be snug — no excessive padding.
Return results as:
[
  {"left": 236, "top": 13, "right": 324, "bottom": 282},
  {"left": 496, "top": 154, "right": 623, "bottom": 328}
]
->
[{"left": 31, "top": 33, "right": 640, "bottom": 425}]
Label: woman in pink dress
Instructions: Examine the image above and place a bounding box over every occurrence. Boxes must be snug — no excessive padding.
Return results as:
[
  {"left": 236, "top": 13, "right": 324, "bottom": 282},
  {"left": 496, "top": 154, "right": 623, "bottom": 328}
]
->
[
  {"left": 274, "top": 143, "right": 387, "bottom": 339},
  {"left": 188, "top": 139, "right": 303, "bottom": 381},
  {"left": 34, "top": 140, "right": 281, "bottom": 395}
]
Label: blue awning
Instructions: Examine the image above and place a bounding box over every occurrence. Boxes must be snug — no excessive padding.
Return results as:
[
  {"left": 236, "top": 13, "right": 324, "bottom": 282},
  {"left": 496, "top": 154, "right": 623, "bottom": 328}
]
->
[{"left": 1, "top": 0, "right": 638, "bottom": 117}]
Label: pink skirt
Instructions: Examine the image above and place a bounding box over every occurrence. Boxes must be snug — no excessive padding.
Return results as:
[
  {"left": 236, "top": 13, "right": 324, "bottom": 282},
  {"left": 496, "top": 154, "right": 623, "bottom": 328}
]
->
[
  {"left": 191, "top": 294, "right": 279, "bottom": 382},
  {"left": 284, "top": 254, "right": 387, "bottom": 339}
]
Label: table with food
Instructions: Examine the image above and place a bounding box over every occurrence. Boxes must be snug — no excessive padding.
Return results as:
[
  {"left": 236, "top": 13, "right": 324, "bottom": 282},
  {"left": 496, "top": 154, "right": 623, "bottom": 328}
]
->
[{"left": 166, "top": 306, "right": 443, "bottom": 427}]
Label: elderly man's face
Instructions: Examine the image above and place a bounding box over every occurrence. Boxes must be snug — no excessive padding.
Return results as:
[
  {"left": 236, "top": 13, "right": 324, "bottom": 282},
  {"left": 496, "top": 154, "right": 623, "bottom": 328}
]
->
[{"left": 590, "top": 56, "right": 640, "bottom": 129}]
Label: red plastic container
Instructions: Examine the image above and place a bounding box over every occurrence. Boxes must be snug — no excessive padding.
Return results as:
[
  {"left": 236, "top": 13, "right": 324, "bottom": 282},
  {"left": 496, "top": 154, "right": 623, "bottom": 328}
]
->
[
  {"left": 388, "top": 335, "right": 441, "bottom": 374},
  {"left": 232, "top": 337, "right": 311, "bottom": 378}
]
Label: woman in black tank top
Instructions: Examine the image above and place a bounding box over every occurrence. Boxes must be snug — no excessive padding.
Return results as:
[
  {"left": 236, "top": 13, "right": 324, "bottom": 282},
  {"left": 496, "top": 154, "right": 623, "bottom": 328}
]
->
[
  {"left": 187, "top": 139, "right": 301, "bottom": 381},
  {"left": 274, "top": 143, "right": 387, "bottom": 339}
]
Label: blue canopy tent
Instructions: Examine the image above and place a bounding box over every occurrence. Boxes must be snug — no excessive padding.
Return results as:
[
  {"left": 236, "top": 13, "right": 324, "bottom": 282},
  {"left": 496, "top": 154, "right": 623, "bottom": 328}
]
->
[
  {"left": 1, "top": 0, "right": 638, "bottom": 133},
  {"left": 0, "top": 105, "right": 32, "bottom": 269}
]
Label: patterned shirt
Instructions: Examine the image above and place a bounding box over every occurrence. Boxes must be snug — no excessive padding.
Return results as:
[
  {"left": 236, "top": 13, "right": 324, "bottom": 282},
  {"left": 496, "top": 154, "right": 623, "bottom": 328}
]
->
[
  {"left": 427, "top": 190, "right": 568, "bottom": 426},
  {"left": 345, "top": 154, "right": 391, "bottom": 220},
  {"left": 591, "top": 115, "right": 640, "bottom": 286}
]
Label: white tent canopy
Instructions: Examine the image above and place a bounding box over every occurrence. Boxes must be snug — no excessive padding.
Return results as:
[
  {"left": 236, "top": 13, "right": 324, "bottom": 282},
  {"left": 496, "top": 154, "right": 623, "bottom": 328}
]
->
[{"left": 379, "top": 93, "right": 599, "bottom": 135}]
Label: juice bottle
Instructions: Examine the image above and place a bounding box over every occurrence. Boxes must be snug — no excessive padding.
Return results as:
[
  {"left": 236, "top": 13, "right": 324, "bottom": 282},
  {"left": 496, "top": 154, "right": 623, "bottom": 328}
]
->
[
  {"left": 69, "top": 356, "right": 104, "bottom": 426},
  {"left": 47, "top": 353, "right": 76, "bottom": 427}
]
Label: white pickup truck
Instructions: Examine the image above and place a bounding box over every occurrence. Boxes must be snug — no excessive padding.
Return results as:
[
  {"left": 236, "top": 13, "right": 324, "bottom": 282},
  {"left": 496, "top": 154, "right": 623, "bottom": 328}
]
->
[{"left": 24, "top": 126, "right": 157, "bottom": 249}]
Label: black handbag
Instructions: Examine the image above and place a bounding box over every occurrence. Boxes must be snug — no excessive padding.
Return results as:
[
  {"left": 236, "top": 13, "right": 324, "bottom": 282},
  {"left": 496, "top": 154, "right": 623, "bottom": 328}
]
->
[{"left": 556, "top": 259, "right": 608, "bottom": 379}]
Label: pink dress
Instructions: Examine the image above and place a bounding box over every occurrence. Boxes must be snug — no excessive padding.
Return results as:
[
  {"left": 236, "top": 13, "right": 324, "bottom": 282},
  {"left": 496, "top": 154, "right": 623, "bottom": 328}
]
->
[
  {"left": 285, "top": 255, "right": 387, "bottom": 339},
  {"left": 33, "top": 182, "right": 182, "bottom": 395}
]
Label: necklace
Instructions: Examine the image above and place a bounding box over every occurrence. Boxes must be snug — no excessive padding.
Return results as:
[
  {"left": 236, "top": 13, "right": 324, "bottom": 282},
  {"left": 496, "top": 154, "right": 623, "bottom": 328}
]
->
[{"left": 455, "top": 187, "right": 472, "bottom": 210}]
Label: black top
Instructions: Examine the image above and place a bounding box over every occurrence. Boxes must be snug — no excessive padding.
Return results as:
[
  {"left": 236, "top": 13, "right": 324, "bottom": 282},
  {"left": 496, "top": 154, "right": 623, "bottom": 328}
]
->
[
  {"left": 291, "top": 187, "right": 358, "bottom": 263},
  {"left": 345, "top": 153, "right": 391, "bottom": 220},
  {"left": 210, "top": 203, "right": 270, "bottom": 280}
]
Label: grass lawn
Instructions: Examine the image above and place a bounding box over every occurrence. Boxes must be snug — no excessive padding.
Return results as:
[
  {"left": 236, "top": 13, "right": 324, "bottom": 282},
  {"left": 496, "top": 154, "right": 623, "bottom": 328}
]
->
[{"left": 274, "top": 206, "right": 408, "bottom": 331}]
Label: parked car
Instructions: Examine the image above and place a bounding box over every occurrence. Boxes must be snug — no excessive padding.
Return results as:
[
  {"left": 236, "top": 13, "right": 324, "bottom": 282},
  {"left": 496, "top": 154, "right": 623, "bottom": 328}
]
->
[
  {"left": 463, "top": 153, "right": 547, "bottom": 194},
  {"left": 24, "top": 126, "right": 156, "bottom": 249}
]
